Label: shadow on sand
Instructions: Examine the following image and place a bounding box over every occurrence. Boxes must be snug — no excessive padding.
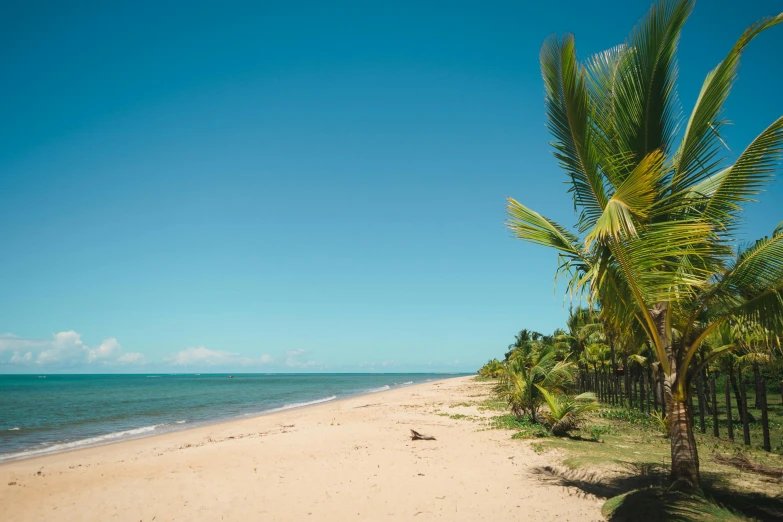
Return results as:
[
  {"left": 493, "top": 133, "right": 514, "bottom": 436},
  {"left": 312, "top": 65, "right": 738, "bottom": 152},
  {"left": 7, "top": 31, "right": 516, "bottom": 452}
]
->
[{"left": 531, "top": 462, "right": 783, "bottom": 521}]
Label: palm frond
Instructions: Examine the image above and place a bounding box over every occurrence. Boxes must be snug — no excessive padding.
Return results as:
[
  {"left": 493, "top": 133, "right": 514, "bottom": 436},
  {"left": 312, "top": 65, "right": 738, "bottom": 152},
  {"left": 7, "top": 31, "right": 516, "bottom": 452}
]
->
[
  {"left": 673, "top": 14, "right": 783, "bottom": 191},
  {"left": 540, "top": 34, "right": 608, "bottom": 231}
]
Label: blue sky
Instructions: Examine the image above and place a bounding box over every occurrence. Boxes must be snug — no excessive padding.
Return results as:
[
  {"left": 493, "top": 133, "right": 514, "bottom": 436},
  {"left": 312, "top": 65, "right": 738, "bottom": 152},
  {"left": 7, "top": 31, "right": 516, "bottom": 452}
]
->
[{"left": 1, "top": 0, "right": 782, "bottom": 373}]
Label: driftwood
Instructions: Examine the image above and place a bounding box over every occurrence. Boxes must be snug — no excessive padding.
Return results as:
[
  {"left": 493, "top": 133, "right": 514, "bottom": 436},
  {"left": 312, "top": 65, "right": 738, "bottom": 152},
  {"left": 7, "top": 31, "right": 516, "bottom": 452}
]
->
[
  {"left": 714, "top": 451, "right": 783, "bottom": 480},
  {"left": 410, "top": 429, "right": 436, "bottom": 441}
]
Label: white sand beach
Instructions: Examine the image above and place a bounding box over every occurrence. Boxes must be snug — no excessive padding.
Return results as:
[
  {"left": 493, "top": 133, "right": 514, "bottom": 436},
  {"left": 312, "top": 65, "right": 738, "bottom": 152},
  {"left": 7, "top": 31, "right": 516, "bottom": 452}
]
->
[{"left": 0, "top": 376, "right": 602, "bottom": 521}]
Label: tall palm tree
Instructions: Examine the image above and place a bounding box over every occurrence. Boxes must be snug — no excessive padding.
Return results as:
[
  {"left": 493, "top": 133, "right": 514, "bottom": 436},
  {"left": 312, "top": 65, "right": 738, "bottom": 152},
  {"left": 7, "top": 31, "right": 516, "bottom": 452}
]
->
[{"left": 506, "top": 0, "right": 783, "bottom": 489}]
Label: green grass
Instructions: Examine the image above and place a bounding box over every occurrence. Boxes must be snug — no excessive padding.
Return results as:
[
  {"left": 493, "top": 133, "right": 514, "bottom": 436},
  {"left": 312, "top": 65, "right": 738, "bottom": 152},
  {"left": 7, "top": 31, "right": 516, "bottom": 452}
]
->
[{"left": 473, "top": 376, "right": 783, "bottom": 520}]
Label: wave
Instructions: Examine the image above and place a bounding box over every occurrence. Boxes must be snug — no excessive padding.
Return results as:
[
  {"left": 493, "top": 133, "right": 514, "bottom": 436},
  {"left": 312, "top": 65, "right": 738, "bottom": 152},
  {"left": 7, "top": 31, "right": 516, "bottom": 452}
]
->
[
  {"left": 175, "top": 420, "right": 186, "bottom": 424},
  {"left": 0, "top": 424, "right": 163, "bottom": 462},
  {"left": 367, "top": 385, "right": 391, "bottom": 393},
  {"left": 7, "top": 427, "right": 20, "bottom": 431},
  {"left": 265, "top": 395, "right": 337, "bottom": 414}
]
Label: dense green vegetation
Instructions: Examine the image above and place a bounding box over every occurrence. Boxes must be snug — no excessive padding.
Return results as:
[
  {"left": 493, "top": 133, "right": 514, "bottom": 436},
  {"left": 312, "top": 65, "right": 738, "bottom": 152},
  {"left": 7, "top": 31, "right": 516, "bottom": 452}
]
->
[{"left": 494, "top": 0, "right": 783, "bottom": 493}]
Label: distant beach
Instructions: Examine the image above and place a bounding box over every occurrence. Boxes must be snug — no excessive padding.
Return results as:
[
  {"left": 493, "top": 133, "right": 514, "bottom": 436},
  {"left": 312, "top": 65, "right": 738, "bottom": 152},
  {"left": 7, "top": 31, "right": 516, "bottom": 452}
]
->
[{"left": 0, "top": 373, "right": 460, "bottom": 462}]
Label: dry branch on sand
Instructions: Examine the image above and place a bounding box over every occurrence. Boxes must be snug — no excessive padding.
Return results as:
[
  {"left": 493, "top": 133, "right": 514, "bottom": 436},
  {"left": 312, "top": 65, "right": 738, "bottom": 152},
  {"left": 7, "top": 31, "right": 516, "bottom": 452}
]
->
[
  {"left": 713, "top": 451, "right": 783, "bottom": 481},
  {"left": 410, "top": 429, "right": 436, "bottom": 441}
]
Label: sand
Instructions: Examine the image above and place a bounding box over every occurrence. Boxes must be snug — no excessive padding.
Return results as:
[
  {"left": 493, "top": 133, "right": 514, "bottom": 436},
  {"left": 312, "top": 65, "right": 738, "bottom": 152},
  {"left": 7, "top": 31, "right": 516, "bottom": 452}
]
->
[{"left": 0, "top": 376, "right": 603, "bottom": 521}]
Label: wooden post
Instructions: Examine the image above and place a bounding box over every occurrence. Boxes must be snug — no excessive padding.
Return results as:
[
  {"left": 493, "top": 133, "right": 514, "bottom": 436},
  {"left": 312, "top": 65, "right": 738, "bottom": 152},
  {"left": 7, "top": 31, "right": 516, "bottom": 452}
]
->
[
  {"left": 760, "top": 372, "right": 771, "bottom": 452},
  {"left": 639, "top": 369, "right": 645, "bottom": 414},
  {"left": 725, "top": 377, "right": 734, "bottom": 441},
  {"left": 710, "top": 375, "right": 719, "bottom": 438},
  {"left": 740, "top": 377, "right": 751, "bottom": 446}
]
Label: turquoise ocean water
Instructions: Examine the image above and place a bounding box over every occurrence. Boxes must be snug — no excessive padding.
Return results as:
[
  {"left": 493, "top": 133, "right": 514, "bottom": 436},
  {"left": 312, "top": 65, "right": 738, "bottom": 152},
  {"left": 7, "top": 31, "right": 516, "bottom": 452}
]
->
[{"left": 0, "top": 373, "right": 463, "bottom": 461}]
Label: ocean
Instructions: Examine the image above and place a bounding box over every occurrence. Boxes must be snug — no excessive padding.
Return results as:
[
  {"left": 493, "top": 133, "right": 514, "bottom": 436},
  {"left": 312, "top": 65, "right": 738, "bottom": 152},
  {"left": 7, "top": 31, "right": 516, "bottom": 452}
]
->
[{"left": 0, "top": 373, "right": 463, "bottom": 462}]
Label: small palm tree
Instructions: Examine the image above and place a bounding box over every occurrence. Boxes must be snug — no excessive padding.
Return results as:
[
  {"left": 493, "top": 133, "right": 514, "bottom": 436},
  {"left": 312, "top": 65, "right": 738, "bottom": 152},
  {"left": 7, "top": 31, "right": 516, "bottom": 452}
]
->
[
  {"left": 478, "top": 358, "right": 504, "bottom": 378},
  {"left": 495, "top": 345, "right": 575, "bottom": 422},
  {"left": 537, "top": 387, "right": 598, "bottom": 436}
]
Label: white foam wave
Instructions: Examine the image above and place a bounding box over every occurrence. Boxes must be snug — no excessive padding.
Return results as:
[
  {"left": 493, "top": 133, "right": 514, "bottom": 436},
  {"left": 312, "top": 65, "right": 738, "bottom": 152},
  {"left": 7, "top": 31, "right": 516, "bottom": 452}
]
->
[
  {"left": 7, "top": 427, "right": 20, "bottom": 431},
  {"left": 175, "top": 420, "right": 186, "bottom": 424},
  {"left": 367, "top": 385, "right": 391, "bottom": 393},
  {"left": 265, "top": 395, "right": 337, "bottom": 414},
  {"left": 0, "top": 424, "right": 162, "bottom": 462},
  {"left": 402, "top": 381, "right": 413, "bottom": 385}
]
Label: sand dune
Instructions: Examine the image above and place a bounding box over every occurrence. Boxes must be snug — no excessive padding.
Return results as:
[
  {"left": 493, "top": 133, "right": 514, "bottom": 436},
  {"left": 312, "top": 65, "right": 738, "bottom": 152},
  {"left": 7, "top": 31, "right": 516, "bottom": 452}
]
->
[{"left": 0, "top": 376, "right": 602, "bottom": 521}]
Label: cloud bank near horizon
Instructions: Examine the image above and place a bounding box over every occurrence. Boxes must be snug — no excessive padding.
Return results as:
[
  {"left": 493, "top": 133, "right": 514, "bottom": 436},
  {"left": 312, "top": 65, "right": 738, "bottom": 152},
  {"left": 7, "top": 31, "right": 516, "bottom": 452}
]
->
[{"left": 0, "top": 331, "right": 473, "bottom": 373}]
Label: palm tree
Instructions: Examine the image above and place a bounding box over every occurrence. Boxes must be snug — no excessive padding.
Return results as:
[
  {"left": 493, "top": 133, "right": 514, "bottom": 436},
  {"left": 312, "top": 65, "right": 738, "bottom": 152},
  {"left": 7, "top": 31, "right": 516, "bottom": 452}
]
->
[
  {"left": 506, "top": 0, "right": 783, "bottom": 489},
  {"left": 478, "top": 358, "right": 504, "bottom": 378},
  {"left": 536, "top": 387, "right": 598, "bottom": 436},
  {"left": 494, "top": 345, "right": 574, "bottom": 422}
]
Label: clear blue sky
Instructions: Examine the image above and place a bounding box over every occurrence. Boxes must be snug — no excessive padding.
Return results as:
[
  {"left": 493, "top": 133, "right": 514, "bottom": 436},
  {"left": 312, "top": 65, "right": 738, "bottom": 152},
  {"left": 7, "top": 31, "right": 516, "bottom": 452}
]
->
[{"left": 1, "top": 0, "right": 782, "bottom": 373}]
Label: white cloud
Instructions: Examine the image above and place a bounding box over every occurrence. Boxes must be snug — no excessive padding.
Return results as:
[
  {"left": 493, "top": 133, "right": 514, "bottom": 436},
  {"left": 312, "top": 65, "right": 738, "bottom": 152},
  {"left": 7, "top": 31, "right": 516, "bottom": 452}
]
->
[
  {"left": 86, "top": 338, "right": 122, "bottom": 363},
  {"left": 284, "top": 348, "right": 320, "bottom": 368},
  {"left": 168, "top": 347, "right": 272, "bottom": 367},
  {"left": 0, "top": 333, "right": 46, "bottom": 353},
  {"left": 0, "top": 331, "right": 145, "bottom": 368},
  {"left": 36, "top": 331, "right": 87, "bottom": 365},
  {"left": 9, "top": 351, "right": 32, "bottom": 364},
  {"left": 116, "top": 352, "right": 146, "bottom": 365},
  {"left": 358, "top": 360, "right": 396, "bottom": 368}
]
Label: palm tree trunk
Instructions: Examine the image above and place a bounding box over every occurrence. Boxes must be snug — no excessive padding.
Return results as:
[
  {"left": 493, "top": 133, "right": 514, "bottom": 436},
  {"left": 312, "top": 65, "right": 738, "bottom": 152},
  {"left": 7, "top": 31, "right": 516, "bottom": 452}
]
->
[
  {"left": 730, "top": 366, "right": 755, "bottom": 422},
  {"left": 639, "top": 369, "right": 647, "bottom": 415},
  {"left": 696, "top": 375, "right": 706, "bottom": 434},
  {"left": 753, "top": 362, "right": 762, "bottom": 409},
  {"left": 687, "top": 386, "right": 695, "bottom": 427},
  {"left": 609, "top": 339, "right": 618, "bottom": 406},
  {"left": 760, "top": 371, "right": 770, "bottom": 452},
  {"left": 725, "top": 376, "right": 734, "bottom": 441},
  {"left": 700, "top": 367, "right": 712, "bottom": 415},
  {"left": 624, "top": 355, "right": 630, "bottom": 408},
  {"left": 650, "top": 365, "right": 658, "bottom": 412},
  {"left": 666, "top": 390, "right": 700, "bottom": 490},
  {"left": 710, "top": 375, "right": 719, "bottom": 438},
  {"left": 652, "top": 304, "right": 699, "bottom": 490},
  {"left": 740, "top": 377, "right": 751, "bottom": 446}
]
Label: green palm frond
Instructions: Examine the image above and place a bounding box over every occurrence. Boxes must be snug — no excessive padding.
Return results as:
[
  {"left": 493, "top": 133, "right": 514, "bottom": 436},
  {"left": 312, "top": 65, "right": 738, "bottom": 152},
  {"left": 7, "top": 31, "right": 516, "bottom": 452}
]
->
[
  {"left": 540, "top": 34, "right": 607, "bottom": 230},
  {"left": 698, "top": 116, "right": 783, "bottom": 230},
  {"left": 536, "top": 386, "right": 599, "bottom": 435},
  {"left": 674, "top": 14, "right": 783, "bottom": 192},
  {"left": 614, "top": 0, "right": 693, "bottom": 159}
]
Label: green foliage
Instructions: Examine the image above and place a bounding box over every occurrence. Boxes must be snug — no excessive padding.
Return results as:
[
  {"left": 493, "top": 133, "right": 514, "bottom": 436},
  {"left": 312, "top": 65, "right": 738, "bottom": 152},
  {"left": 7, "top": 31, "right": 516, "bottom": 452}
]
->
[
  {"left": 494, "top": 344, "right": 576, "bottom": 423},
  {"left": 492, "top": 414, "right": 550, "bottom": 438},
  {"left": 650, "top": 410, "right": 671, "bottom": 438},
  {"left": 537, "top": 387, "right": 599, "bottom": 436},
  {"left": 602, "top": 488, "right": 745, "bottom": 522},
  {"left": 504, "top": 0, "right": 783, "bottom": 487},
  {"left": 589, "top": 425, "right": 613, "bottom": 441},
  {"left": 477, "top": 358, "right": 504, "bottom": 378}
]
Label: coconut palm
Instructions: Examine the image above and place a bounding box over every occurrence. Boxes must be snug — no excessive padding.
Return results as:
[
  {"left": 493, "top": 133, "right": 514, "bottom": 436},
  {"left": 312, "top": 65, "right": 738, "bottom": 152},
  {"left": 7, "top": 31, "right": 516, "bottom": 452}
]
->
[
  {"left": 478, "top": 358, "right": 504, "bottom": 378},
  {"left": 494, "top": 345, "right": 574, "bottom": 422},
  {"left": 536, "top": 387, "right": 598, "bottom": 435},
  {"left": 506, "top": 0, "right": 783, "bottom": 489}
]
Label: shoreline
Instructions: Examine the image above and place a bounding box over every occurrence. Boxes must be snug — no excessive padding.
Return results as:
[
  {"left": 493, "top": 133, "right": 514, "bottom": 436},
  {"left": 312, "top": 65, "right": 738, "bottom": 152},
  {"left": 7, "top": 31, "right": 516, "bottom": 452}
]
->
[
  {"left": 0, "top": 374, "right": 464, "bottom": 466},
  {"left": 0, "top": 375, "right": 602, "bottom": 521}
]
